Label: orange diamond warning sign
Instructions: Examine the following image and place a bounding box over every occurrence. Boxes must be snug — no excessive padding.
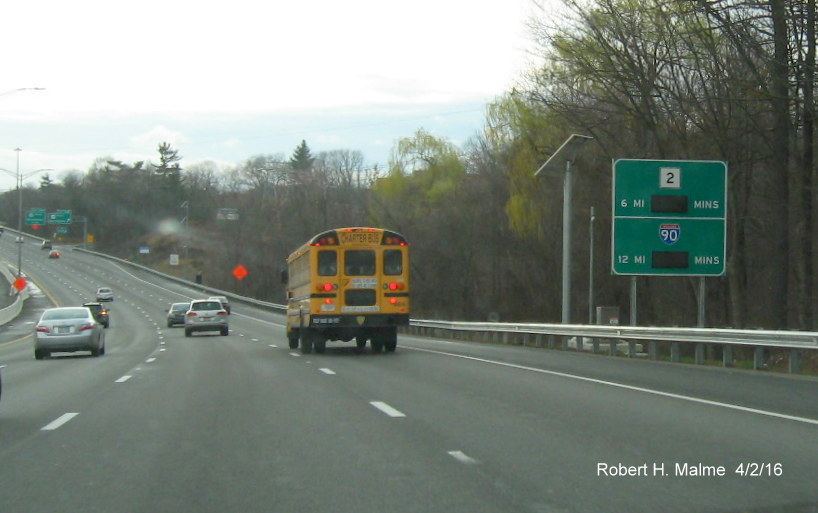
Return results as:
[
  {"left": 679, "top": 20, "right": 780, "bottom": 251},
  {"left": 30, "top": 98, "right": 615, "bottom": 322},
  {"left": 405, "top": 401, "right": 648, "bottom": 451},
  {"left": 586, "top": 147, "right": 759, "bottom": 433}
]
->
[
  {"left": 232, "top": 265, "right": 248, "bottom": 280},
  {"left": 13, "top": 276, "right": 27, "bottom": 292}
]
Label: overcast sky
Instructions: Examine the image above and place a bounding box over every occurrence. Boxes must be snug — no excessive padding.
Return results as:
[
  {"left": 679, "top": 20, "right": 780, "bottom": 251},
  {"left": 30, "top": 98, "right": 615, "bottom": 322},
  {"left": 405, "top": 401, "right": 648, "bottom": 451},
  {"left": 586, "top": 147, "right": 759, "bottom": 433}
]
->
[{"left": 0, "top": 0, "right": 542, "bottom": 190}]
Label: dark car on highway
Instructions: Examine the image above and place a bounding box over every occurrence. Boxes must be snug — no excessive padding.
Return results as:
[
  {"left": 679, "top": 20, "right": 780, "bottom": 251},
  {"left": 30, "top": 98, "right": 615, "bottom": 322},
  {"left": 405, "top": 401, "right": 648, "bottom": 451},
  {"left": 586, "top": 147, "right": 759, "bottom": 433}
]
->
[
  {"left": 166, "top": 302, "right": 189, "bottom": 327},
  {"left": 82, "top": 302, "right": 110, "bottom": 328}
]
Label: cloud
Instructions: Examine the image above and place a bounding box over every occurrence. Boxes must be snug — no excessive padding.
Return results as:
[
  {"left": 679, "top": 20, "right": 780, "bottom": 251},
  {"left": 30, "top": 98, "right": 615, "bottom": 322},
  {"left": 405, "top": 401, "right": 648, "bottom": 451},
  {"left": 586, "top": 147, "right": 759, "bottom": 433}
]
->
[
  {"left": 129, "top": 126, "right": 188, "bottom": 151},
  {"left": 221, "top": 137, "right": 242, "bottom": 149}
]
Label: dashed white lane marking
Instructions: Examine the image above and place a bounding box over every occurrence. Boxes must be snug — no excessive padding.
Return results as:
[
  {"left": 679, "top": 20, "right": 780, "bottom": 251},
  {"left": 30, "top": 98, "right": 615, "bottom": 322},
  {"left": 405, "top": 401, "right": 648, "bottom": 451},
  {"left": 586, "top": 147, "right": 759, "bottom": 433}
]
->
[
  {"left": 269, "top": 344, "right": 277, "bottom": 348},
  {"left": 146, "top": 357, "right": 157, "bottom": 363},
  {"left": 319, "top": 368, "right": 336, "bottom": 375},
  {"left": 448, "top": 451, "right": 480, "bottom": 465},
  {"left": 289, "top": 352, "right": 300, "bottom": 357},
  {"left": 42, "top": 412, "right": 79, "bottom": 431},
  {"left": 370, "top": 401, "right": 406, "bottom": 418},
  {"left": 115, "top": 375, "right": 132, "bottom": 383}
]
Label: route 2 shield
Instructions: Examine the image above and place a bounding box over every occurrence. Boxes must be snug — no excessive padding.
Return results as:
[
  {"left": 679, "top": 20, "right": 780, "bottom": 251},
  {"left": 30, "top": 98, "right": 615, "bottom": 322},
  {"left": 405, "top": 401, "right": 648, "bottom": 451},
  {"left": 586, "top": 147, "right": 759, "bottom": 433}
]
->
[{"left": 659, "top": 223, "right": 680, "bottom": 245}]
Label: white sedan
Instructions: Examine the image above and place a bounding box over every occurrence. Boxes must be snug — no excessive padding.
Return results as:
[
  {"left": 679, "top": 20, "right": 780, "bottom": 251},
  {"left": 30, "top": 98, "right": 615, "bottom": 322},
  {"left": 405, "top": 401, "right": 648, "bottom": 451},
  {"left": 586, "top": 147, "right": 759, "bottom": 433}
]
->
[{"left": 95, "top": 287, "right": 114, "bottom": 302}]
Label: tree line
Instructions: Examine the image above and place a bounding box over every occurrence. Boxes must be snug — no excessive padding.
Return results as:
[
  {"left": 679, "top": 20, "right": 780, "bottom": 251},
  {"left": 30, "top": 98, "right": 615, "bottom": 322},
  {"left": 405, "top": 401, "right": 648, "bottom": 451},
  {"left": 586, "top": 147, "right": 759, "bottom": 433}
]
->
[{"left": 3, "top": 0, "right": 815, "bottom": 330}]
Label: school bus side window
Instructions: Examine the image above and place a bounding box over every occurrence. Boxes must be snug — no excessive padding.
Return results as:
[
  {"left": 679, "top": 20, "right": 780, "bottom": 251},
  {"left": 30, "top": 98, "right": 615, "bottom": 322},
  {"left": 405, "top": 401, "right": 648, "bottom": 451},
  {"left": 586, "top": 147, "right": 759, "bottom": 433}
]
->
[
  {"left": 384, "top": 250, "right": 402, "bottom": 275},
  {"left": 318, "top": 250, "right": 337, "bottom": 276}
]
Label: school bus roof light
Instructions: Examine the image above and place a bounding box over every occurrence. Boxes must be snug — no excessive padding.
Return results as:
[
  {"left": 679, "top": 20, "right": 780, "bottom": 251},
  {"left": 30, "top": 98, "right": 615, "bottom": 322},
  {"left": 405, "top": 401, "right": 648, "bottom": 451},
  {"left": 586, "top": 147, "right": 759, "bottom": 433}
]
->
[
  {"left": 311, "top": 236, "right": 337, "bottom": 247},
  {"left": 382, "top": 231, "right": 408, "bottom": 246}
]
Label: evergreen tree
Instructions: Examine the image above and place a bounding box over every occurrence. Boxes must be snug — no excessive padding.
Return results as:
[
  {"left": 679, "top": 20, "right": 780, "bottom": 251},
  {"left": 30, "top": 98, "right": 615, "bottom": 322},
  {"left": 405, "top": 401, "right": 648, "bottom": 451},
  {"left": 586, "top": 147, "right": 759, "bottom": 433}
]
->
[
  {"left": 289, "top": 140, "right": 314, "bottom": 172},
  {"left": 39, "top": 173, "right": 54, "bottom": 190}
]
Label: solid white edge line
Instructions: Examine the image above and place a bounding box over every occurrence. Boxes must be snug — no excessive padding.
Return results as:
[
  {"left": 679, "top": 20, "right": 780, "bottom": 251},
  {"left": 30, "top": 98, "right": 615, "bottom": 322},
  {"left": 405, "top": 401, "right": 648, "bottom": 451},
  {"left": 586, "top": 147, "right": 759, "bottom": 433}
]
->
[
  {"left": 405, "top": 346, "right": 818, "bottom": 427},
  {"left": 115, "top": 375, "right": 132, "bottom": 383},
  {"left": 42, "top": 412, "right": 79, "bottom": 431},
  {"left": 448, "top": 450, "right": 480, "bottom": 465},
  {"left": 370, "top": 401, "right": 406, "bottom": 418}
]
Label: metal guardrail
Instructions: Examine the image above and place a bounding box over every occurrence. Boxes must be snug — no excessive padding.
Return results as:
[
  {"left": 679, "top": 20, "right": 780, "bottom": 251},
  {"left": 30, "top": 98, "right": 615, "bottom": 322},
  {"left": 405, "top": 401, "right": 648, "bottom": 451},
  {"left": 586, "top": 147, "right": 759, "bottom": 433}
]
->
[
  {"left": 408, "top": 320, "right": 818, "bottom": 350},
  {"left": 74, "top": 245, "right": 817, "bottom": 374},
  {"left": 406, "top": 320, "right": 818, "bottom": 374}
]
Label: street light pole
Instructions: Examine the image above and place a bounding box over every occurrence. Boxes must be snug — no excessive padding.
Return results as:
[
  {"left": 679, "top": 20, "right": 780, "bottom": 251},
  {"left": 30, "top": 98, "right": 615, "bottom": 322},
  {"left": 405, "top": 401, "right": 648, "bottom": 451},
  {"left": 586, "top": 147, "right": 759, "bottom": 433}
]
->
[
  {"left": 15, "top": 148, "right": 22, "bottom": 278},
  {"left": 180, "top": 201, "right": 189, "bottom": 281},
  {"left": 534, "top": 134, "right": 594, "bottom": 324},
  {"left": 1, "top": 149, "right": 53, "bottom": 279},
  {"left": 589, "top": 206, "right": 596, "bottom": 324}
]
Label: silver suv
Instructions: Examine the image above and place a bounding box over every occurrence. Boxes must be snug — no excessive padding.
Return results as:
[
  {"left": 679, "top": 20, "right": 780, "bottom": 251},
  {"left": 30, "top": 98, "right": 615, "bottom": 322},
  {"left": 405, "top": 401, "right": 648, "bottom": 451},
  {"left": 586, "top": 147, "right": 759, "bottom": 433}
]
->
[{"left": 184, "top": 299, "right": 229, "bottom": 337}]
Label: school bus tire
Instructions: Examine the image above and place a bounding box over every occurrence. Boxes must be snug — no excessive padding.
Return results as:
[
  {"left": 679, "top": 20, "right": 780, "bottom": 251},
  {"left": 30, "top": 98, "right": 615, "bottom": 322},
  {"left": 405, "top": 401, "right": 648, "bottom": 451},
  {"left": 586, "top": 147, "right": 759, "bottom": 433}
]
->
[
  {"left": 314, "top": 337, "right": 326, "bottom": 354},
  {"left": 287, "top": 330, "right": 299, "bottom": 349},
  {"left": 299, "top": 329, "right": 314, "bottom": 354},
  {"left": 385, "top": 331, "right": 397, "bottom": 352},
  {"left": 370, "top": 337, "right": 384, "bottom": 353}
]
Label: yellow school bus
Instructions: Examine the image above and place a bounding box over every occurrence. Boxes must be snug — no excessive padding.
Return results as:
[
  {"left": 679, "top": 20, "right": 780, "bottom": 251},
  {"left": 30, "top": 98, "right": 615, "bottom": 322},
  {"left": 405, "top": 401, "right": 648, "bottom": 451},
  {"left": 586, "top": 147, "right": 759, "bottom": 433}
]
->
[{"left": 284, "top": 227, "right": 410, "bottom": 353}]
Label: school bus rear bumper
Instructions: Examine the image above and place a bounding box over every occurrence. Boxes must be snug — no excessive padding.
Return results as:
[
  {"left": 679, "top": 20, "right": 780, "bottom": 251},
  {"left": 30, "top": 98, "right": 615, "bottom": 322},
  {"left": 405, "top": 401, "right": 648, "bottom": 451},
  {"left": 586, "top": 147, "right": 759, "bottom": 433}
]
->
[{"left": 309, "top": 313, "right": 409, "bottom": 328}]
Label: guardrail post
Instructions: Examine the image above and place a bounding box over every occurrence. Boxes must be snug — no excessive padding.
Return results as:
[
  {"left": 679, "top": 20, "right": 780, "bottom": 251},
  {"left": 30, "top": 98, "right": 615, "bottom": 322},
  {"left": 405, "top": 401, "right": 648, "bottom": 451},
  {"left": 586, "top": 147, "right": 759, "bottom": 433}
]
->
[
  {"left": 694, "top": 344, "right": 705, "bottom": 365},
  {"left": 547, "top": 334, "right": 556, "bottom": 349},
  {"left": 576, "top": 336, "right": 584, "bottom": 352},
  {"left": 789, "top": 349, "right": 800, "bottom": 374},
  {"left": 754, "top": 347, "right": 765, "bottom": 370},
  {"left": 592, "top": 339, "right": 600, "bottom": 354},
  {"left": 723, "top": 345, "right": 733, "bottom": 367},
  {"left": 671, "top": 343, "right": 680, "bottom": 363},
  {"left": 535, "top": 334, "right": 543, "bottom": 348},
  {"left": 628, "top": 341, "right": 636, "bottom": 358},
  {"left": 609, "top": 339, "right": 617, "bottom": 355},
  {"left": 561, "top": 336, "right": 569, "bottom": 351},
  {"left": 648, "top": 341, "right": 657, "bottom": 360}
]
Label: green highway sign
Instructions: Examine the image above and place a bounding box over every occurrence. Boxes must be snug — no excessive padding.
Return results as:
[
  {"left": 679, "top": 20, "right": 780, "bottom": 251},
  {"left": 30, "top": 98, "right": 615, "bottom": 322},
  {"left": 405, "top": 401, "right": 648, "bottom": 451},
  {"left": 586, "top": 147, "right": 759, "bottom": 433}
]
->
[
  {"left": 612, "top": 159, "right": 727, "bottom": 276},
  {"left": 47, "top": 210, "right": 72, "bottom": 225},
  {"left": 25, "top": 208, "right": 46, "bottom": 226}
]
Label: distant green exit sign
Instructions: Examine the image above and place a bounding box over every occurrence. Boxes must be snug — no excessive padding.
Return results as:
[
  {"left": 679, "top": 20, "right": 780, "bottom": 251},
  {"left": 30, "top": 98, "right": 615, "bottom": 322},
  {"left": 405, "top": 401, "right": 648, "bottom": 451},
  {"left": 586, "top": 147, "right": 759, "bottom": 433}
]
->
[{"left": 612, "top": 159, "right": 727, "bottom": 276}]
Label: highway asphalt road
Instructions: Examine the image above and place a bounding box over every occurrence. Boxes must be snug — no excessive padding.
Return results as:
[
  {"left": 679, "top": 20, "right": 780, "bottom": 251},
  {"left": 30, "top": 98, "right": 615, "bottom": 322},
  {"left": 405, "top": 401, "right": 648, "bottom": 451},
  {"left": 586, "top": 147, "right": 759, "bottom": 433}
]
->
[{"left": 0, "top": 240, "right": 816, "bottom": 512}]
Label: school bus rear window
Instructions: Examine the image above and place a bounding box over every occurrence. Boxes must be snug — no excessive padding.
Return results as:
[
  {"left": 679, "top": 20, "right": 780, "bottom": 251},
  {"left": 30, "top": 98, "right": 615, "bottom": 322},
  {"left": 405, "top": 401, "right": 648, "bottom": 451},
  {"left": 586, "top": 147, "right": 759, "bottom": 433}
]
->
[
  {"left": 345, "top": 250, "right": 375, "bottom": 275},
  {"left": 384, "top": 250, "right": 402, "bottom": 275},
  {"left": 318, "top": 250, "right": 337, "bottom": 276}
]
